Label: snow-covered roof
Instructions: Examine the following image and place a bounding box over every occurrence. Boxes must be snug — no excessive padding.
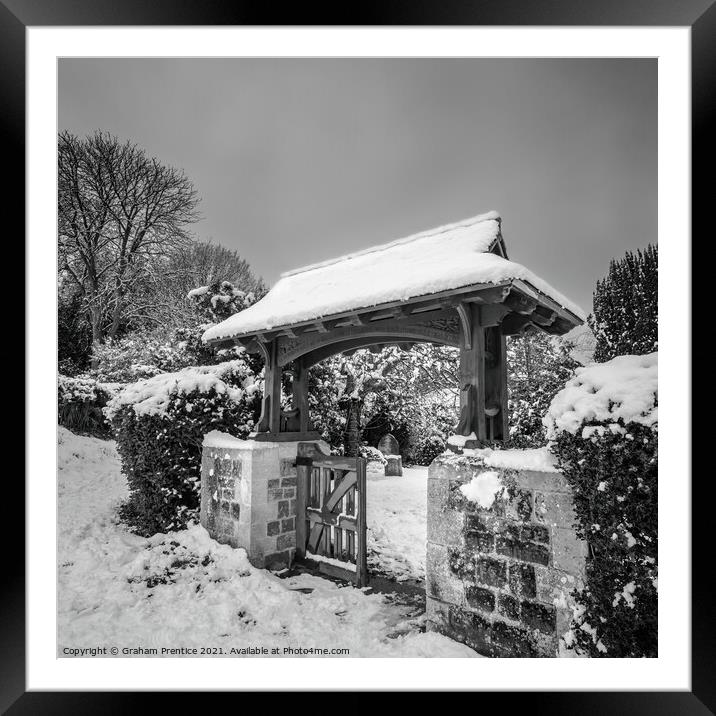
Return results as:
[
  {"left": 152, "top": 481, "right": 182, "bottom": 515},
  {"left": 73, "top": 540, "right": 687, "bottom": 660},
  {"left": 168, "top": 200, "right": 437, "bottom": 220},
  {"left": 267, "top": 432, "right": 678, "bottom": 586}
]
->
[{"left": 203, "top": 211, "right": 585, "bottom": 343}]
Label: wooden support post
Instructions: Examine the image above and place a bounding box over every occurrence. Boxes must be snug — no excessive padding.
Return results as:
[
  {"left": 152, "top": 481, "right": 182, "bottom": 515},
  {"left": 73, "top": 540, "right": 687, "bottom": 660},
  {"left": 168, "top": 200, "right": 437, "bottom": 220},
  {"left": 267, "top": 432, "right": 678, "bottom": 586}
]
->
[
  {"left": 457, "top": 304, "right": 487, "bottom": 442},
  {"left": 484, "top": 326, "right": 508, "bottom": 441},
  {"left": 257, "top": 340, "right": 281, "bottom": 434},
  {"left": 268, "top": 341, "right": 281, "bottom": 435},
  {"left": 292, "top": 358, "right": 310, "bottom": 434},
  {"left": 355, "top": 457, "right": 368, "bottom": 588},
  {"left": 295, "top": 445, "right": 311, "bottom": 561}
]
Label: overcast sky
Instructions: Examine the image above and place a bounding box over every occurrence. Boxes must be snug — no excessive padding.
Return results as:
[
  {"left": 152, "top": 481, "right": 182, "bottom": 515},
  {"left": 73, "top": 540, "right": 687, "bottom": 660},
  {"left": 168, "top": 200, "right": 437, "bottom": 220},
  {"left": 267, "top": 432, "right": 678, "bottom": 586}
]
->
[{"left": 58, "top": 58, "right": 656, "bottom": 314}]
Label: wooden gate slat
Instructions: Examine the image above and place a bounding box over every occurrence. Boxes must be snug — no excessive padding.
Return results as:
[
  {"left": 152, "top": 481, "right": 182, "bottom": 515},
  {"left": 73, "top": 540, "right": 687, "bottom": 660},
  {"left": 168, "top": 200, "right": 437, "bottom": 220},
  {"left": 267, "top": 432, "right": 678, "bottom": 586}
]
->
[
  {"left": 324, "top": 471, "right": 357, "bottom": 512},
  {"left": 295, "top": 442, "right": 368, "bottom": 586},
  {"left": 307, "top": 522, "right": 325, "bottom": 553}
]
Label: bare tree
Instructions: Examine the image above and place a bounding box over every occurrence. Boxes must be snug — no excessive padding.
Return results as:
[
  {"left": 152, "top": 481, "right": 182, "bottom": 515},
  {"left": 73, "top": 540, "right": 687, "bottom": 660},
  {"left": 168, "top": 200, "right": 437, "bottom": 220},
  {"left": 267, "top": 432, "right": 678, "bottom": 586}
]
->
[
  {"left": 128, "top": 241, "right": 266, "bottom": 331},
  {"left": 58, "top": 131, "right": 200, "bottom": 358}
]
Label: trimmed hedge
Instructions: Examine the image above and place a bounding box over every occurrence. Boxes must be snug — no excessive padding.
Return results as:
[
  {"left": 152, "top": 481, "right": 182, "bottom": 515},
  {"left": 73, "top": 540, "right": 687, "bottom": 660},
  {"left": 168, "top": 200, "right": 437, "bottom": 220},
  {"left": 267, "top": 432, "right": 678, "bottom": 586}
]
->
[
  {"left": 551, "top": 422, "right": 658, "bottom": 657},
  {"left": 107, "top": 361, "right": 261, "bottom": 536}
]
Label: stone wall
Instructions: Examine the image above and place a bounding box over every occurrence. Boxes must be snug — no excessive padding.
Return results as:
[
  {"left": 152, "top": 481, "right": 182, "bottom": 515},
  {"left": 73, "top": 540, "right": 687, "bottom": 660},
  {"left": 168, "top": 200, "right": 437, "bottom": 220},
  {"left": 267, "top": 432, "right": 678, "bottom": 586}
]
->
[
  {"left": 200, "top": 434, "right": 327, "bottom": 570},
  {"left": 426, "top": 453, "right": 587, "bottom": 657}
]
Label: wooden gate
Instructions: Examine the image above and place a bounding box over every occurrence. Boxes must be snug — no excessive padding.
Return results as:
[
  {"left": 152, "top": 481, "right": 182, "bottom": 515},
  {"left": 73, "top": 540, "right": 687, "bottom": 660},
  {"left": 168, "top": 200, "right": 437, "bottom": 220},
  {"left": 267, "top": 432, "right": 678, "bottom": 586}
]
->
[{"left": 295, "top": 442, "right": 368, "bottom": 587}]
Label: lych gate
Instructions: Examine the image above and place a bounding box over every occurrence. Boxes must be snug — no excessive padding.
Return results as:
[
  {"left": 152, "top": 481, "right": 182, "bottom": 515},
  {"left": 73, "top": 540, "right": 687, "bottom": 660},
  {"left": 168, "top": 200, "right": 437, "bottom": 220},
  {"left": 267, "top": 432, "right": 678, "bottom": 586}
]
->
[
  {"left": 201, "top": 211, "right": 583, "bottom": 582},
  {"left": 204, "top": 211, "right": 582, "bottom": 446}
]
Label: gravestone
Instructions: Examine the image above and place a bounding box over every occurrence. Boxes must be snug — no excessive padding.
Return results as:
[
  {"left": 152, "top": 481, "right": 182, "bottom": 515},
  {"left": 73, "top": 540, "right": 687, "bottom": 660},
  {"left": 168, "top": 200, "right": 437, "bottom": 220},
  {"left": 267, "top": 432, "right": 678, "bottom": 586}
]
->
[
  {"left": 378, "top": 433, "right": 402, "bottom": 476},
  {"left": 377, "top": 433, "right": 400, "bottom": 457}
]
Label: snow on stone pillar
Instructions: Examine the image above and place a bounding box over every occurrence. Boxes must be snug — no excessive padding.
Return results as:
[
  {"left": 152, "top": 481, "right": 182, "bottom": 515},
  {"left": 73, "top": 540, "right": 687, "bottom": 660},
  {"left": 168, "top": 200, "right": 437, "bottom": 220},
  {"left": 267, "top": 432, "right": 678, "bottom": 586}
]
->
[{"left": 200, "top": 431, "right": 328, "bottom": 570}]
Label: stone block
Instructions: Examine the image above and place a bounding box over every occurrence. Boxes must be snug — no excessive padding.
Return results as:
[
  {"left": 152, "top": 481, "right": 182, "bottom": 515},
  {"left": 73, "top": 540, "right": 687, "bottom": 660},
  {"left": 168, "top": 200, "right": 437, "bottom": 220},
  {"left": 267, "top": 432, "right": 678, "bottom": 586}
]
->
[
  {"left": 448, "top": 604, "right": 492, "bottom": 655},
  {"left": 281, "top": 517, "right": 295, "bottom": 532},
  {"left": 497, "top": 593, "right": 521, "bottom": 621},
  {"left": 465, "top": 531, "right": 495, "bottom": 554},
  {"left": 428, "top": 456, "right": 464, "bottom": 482},
  {"left": 425, "top": 595, "right": 450, "bottom": 633},
  {"left": 267, "top": 520, "right": 280, "bottom": 537},
  {"left": 500, "top": 488, "right": 533, "bottom": 521},
  {"left": 496, "top": 535, "right": 550, "bottom": 566},
  {"left": 427, "top": 498, "right": 465, "bottom": 547},
  {"left": 534, "top": 491, "right": 578, "bottom": 528},
  {"left": 508, "top": 562, "right": 537, "bottom": 599},
  {"left": 465, "top": 585, "right": 496, "bottom": 613},
  {"left": 447, "top": 546, "right": 475, "bottom": 581},
  {"left": 520, "top": 523, "right": 550, "bottom": 544},
  {"left": 551, "top": 527, "right": 588, "bottom": 575},
  {"left": 264, "top": 550, "right": 291, "bottom": 570},
  {"left": 447, "top": 481, "right": 469, "bottom": 511},
  {"left": 277, "top": 500, "right": 290, "bottom": 518},
  {"left": 519, "top": 470, "right": 570, "bottom": 494},
  {"left": 276, "top": 533, "right": 295, "bottom": 550},
  {"left": 521, "top": 600, "right": 557, "bottom": 634},
  {"left": 267, "top": 479, "right": 280, "bottom": 489},
  {"left": 280, "top": 458, "right": 296, "bottom": 476},
  {"left": 474, "top": 556, "right": 508, "bottom": 588},
  {"left": 427, "top": 477, "right": 448, "bottom": 510},
  {"left": 490, "top": 619, "right": 537, "bottom": 658},
  {"left": 281, "top": 476, "right": 297, "bottom": 487},
  {"left": 535, "top": 566, "right": 581, "bottom": 606},
  {"left": 427, "top": 542, "right": 465, "bottom": 605}
]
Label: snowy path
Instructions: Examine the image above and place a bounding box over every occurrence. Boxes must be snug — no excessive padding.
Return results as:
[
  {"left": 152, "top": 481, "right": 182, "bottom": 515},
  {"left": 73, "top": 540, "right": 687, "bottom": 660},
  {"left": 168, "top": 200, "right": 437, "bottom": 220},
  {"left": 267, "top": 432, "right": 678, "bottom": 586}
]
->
[
  {"left": 367, "top": 465, "right": 428, "bottom": 585},
  {"left": 57, "top": 429, "right": 475, "bottom": 657}
]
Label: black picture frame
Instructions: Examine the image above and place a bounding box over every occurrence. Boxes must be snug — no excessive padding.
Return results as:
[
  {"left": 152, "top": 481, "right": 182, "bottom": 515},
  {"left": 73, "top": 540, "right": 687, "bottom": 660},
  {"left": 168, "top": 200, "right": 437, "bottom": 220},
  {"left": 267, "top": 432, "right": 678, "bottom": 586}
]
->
[{"left": 7, "top": 0, "right": 710, "bottom": 710}]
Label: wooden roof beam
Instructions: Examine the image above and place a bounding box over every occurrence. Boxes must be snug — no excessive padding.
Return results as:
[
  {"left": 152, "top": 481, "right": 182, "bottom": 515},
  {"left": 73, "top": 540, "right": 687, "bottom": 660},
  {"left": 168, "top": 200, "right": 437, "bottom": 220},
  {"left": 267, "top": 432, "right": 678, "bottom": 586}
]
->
[
  {"left": 531, "top": 306, "right": 557, "bottom": 327},
  {"left": 503, "top": 290, "right": 538, "bottom": 315},
  {"left": 500, "top": 313, "right": 536, "bottom": 336}
]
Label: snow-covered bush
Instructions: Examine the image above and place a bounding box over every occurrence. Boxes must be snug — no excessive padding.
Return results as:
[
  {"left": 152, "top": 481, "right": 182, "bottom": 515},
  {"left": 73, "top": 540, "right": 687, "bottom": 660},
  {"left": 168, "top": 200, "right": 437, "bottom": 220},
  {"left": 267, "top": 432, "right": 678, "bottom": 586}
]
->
[
  {"left": 106, "top": 358, "right": 261, "bottom": 536},
  {"left": 545, "top": 352, "right": 658, "bottom": 657},
  {"left": 358, "top": 445, "right": 387, "bottom": 466},
  {"left": 58, "top": 375, "right": 117, "bottom": 438},
  {"left": 90, "top": 326, "right": 247, "bottom": 384},
  {"left": 187, "top": 279, "right": 255, "bottom": 323},
  {"left": 411, "top": 434, "right": 447, "bottom": 466}
]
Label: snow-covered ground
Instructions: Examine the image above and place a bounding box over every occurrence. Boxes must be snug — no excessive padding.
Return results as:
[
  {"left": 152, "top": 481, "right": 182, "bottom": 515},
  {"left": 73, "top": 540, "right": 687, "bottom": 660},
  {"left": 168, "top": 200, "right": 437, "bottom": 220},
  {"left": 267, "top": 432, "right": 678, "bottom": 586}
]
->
[
  {"left": 58, "top": 428, "right": 475, "bottom": 657},
  {"left": 366, "top": 464, "right": 427, "bottom": 584}
]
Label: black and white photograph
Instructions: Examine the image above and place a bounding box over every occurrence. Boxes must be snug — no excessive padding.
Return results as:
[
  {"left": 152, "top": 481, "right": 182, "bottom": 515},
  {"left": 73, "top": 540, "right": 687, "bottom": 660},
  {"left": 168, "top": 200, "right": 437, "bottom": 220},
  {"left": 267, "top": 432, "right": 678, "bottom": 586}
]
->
[
  {"left": 55, "top": 56, "right": 659, "bottom": 660},
  {"left": 5, "top": 0, "right": 709, "bottom": 703}
]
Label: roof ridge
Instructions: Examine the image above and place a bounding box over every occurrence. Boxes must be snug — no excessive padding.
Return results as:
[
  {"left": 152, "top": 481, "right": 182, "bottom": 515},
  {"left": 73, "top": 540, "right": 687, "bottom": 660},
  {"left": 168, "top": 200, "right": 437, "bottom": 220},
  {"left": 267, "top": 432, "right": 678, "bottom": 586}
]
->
[{"left": 280, "top": 210, "right": 501, "bottom": 279}]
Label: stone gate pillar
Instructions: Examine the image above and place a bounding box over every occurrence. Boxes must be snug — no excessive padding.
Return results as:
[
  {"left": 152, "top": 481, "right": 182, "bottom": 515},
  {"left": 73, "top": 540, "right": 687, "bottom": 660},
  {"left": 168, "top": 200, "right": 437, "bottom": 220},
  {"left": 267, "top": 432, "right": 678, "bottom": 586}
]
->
[
  {"left": 426, "top": 451, "right": 587, "bottom": 657},
  {"left": 199, "top": 431, "right": 329, "bottom": 570}
]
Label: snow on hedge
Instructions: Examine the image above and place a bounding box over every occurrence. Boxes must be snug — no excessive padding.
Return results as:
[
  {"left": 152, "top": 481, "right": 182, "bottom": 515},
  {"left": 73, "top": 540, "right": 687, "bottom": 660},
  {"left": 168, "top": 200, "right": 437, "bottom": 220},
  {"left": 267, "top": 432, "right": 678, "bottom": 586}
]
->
[
  {"left": 58, "top": 374, "right": 121, "bottom": 402},
  {"left": 203, "top": 211, "right": 585, "bottom": 342},
  {"left": 105, "top": 360, "right": 257, "bottom": 419},
  {"left": 543, "top": 352, "right": 658, "bottom": 438}
]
